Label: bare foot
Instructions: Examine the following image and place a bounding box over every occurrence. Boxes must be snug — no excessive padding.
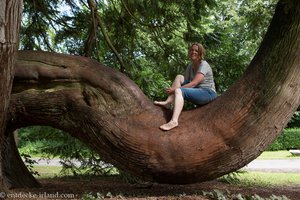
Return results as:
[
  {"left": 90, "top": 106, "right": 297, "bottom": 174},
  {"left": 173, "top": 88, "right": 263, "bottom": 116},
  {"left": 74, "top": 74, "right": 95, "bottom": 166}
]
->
[
  {"left": 154, "top": 101, "right": 172, "bottom": 109},
  {"left": 159, "top": 120, "right": 178, "bottom": 131}
]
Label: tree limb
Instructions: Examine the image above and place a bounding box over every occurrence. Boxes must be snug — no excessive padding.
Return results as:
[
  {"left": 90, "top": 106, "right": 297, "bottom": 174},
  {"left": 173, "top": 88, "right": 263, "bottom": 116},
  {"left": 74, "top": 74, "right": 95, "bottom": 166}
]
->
[{"left": 88, "top": 0, "right": 127, "bottom": 73}]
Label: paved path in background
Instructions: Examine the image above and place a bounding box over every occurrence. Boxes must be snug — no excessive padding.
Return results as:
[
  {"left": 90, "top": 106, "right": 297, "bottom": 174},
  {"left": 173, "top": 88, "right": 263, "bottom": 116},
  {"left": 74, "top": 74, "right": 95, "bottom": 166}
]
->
[{"left": 33, "top": 158, "right": 300, "bottom": 173}]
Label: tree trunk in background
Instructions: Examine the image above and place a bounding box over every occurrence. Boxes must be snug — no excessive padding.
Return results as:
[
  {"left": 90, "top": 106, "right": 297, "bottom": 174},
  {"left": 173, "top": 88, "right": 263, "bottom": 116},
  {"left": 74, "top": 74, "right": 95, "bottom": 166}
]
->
[
  {"left": 2, "top": 0, "right": 300, "bottom": 187},
  {"left": 0, "top": 0, "right": 30, "bottom": 190}
]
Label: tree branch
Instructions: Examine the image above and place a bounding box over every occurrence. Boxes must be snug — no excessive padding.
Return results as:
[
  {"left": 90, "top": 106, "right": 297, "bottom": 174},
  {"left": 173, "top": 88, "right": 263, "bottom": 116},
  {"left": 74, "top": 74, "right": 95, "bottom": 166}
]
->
[
  {"left": 84, "top": 0, "right": 98, "bottom": 57},
  {"left": 87, "top": 0, "right": 128, "bottom": 73}
]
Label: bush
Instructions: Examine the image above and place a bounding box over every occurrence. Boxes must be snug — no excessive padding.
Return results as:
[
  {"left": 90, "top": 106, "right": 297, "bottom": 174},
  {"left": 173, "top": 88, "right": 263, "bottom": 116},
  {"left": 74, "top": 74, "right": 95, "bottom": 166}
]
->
[
  {"left": 267, "top": 128, "right": 300, "bottom": 151},
  {"left": 287, "top": 111, "right": 300, "bottom": 128}
]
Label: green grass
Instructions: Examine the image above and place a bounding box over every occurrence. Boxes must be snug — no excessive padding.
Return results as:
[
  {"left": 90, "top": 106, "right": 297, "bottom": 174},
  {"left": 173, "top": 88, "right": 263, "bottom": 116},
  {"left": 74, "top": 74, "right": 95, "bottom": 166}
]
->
[
  {"left": 33, "top": 166, "right": 63, "bottom": 179},
  {"left": 32, "top": 165, "right": 119, "bottom": 179},
  {"left": 32, "top": 166, "right": 300, "bottom": 188},
  {"left": 237, "top": 171, "right": 300, "bottom": 186},
  {"left": 30, "top": 150, "right": 300, "bottom": 188},
  {"left": 258, "top": 150, "right": 300, "bottom": 159},
  {"left": 31, "top": 151, "right": 293, "bottom": 160}
]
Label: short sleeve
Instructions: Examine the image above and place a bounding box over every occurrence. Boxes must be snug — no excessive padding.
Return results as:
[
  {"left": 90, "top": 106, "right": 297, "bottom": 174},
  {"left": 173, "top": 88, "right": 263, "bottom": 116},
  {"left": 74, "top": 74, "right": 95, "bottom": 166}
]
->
[{"left": 198, "top": 62, "right": 209, "bottom": 75}]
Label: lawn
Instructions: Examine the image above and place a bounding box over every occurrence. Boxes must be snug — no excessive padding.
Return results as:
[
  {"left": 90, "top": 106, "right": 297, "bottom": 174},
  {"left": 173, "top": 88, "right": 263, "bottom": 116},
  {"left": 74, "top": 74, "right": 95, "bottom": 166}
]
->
[
  {"left": 33, "top": 166, "right": 63, "bottom": 178},
  {"left": 29, "top": 165, "right": 300, "bottom": 199},
  {"left": 30, "top": 150, "right": 300, "bottom": 179},
  {"left": 32, "top": 165, "right": 300, "bottom": 187},
  {"left": 29, "top": 150, "right": 300, "bottom": 188},
  {"left": 258, "top": 150, "right": 300, "bottom": 160},
  {"left": 237, "top": 171, "right": 300, "bottom": 186},
  {"left": 22, "top": 152, "right": 300, "bottom": 200}
]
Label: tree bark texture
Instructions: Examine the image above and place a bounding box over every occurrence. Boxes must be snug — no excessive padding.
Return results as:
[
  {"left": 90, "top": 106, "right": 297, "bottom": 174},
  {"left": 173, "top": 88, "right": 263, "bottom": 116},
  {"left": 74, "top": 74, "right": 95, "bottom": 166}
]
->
[
  {"left": 0, "top": 0, "right": 24, "bottom": 190},
  {"left": 5, "top": 0, "right": 300, "bottom": 187}
]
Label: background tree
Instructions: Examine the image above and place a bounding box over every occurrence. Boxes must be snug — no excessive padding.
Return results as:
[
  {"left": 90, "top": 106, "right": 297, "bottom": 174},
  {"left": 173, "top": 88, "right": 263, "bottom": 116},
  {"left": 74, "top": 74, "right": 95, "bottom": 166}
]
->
[{"left": 20, "top": 0, "right": 278, "bottom": 96}]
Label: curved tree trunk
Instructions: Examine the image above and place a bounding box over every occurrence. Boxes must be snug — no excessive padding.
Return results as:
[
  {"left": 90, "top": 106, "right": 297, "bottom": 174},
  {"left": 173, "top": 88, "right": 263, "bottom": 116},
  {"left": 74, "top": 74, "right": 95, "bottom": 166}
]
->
[{"left": 4, "top": 0, "right": 300, "bottom": 187}]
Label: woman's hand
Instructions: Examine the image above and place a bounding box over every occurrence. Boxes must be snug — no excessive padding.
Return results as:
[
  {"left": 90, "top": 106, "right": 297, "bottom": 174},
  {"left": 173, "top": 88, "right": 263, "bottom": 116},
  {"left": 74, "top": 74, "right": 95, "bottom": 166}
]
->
[{"left": 165, "top": 87, "right": 176, "bottom": 95}]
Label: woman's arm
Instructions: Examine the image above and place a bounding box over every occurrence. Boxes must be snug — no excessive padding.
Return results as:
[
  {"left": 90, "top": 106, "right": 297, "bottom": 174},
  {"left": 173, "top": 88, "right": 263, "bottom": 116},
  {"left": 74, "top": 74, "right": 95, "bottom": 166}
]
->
[
  {"left": 165, "top": 72, "right": 204, "bottom": 94},
  {"left": 181, "top": 72, "right": 204, "bottom": 88}
]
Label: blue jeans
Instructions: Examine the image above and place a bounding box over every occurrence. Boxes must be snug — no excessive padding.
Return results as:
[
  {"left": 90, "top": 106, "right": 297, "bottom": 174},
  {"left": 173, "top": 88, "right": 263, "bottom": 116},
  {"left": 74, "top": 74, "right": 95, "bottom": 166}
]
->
[{"left": 180, "top": 87, "right": 217, "bottom": 105}]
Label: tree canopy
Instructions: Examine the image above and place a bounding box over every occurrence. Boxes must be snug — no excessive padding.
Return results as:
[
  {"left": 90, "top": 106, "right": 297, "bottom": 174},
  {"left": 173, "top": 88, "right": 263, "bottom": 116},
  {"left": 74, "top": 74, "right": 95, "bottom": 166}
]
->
[{"left": 21, "top": 0, "right": 278, "bottom": 97}]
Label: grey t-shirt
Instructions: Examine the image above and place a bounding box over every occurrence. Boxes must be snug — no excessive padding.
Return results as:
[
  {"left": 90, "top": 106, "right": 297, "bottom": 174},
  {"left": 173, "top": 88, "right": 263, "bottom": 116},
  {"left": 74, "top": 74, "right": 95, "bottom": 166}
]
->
[{"left": 184, "top": 60, "right": 216, "bottom": 92}]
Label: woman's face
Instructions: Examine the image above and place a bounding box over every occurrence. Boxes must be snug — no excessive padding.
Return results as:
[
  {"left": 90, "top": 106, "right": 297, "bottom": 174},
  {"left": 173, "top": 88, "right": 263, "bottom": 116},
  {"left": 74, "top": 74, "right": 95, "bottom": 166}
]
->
[{"left": 189, "top": 44, "right": 201, "bottom": 61}]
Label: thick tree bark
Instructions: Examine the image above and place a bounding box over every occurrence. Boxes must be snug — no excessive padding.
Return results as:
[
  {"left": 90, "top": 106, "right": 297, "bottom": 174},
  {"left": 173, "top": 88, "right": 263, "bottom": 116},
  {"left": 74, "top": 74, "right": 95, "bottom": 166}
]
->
[
  {"left": 2, "top": 131, "right": 40, "bottom": 188},
  {"left": 0, "top": 0, "right": 28, "bottom": 190},
  {"left": 4, "top": 0, "right": 300, "bottom": 187}
]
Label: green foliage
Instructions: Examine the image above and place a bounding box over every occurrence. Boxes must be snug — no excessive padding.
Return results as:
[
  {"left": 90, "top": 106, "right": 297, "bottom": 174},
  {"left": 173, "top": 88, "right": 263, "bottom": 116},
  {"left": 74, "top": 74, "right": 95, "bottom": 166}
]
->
[
  {"left": 131, "top": 63, "right": 171, "bottom": 100},
  {"left": 267, "top": 128, "right": 300, "bottom": 151},
  {"left": 18, "top": 126, "right": 114, "bottom": 176},
  {"left": 219, "top": 170, "right": 246, "bottom": 184},
  {"left": 82, "top": 192, "right": 105, "bottom": 200},
  {"left": 20, "top": 153, "right": 40, "bottom": 176},
  {"left": 21, "top": 0, "right": 278, "bottom": 96},
  {"left": 117, "top": 170, "right": 149, "bottom": 185},
  {"left": 287, "top": 110, "right": 300, "bottom": 128}
]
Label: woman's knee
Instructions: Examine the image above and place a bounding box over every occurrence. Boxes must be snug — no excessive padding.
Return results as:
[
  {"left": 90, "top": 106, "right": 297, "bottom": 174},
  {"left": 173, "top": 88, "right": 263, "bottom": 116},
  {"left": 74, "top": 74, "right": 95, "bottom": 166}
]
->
[
  {"left": 175, "top": 88, "right": 183, "bottom": 96},
  {"left": 175, "top": 75, "right": 184, "bottom": 84}
]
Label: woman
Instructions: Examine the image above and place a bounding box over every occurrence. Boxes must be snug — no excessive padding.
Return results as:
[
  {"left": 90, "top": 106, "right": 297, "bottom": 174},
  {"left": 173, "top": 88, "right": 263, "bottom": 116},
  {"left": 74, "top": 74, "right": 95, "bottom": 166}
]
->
[{"left": 154, "top": 43, "right": 217, "bottom": 131}]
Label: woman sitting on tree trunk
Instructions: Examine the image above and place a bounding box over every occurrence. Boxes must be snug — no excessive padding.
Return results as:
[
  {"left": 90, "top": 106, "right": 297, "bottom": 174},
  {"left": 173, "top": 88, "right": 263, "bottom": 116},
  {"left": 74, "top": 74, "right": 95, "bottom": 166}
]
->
[{"left": 154, "top": 43, "right": 217, "bottom": 131}]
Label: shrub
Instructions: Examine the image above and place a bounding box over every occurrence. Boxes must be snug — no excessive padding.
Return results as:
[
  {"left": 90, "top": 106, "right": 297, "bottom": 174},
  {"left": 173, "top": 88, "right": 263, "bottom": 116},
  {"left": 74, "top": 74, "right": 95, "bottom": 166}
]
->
[
  {"left": 267, "top": 128, "right": 300, "bottom": 151},
  {"left": 287, "top": 111, "right": 300, "bottom": 128}
]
